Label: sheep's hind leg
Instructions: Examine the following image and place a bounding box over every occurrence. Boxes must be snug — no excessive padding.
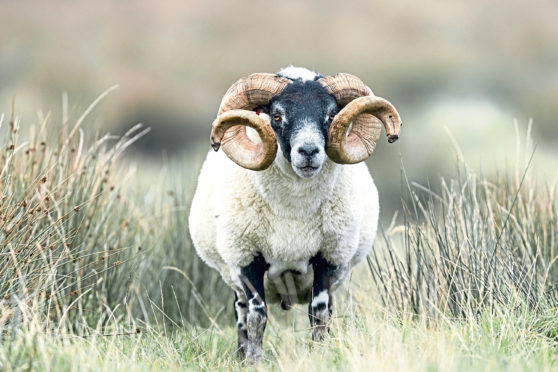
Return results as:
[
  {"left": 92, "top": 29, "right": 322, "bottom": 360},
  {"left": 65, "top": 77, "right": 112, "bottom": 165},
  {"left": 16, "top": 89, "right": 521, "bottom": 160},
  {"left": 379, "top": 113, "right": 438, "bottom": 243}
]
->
[
  {"left": 234, "top": 291, "right": 248, "bottom": 357},
  {"left": 309, "top": 253, "right": 338, "bottom": 341},
  {"left": 239, "top": 254, "right": 268, "bottom": 363}
]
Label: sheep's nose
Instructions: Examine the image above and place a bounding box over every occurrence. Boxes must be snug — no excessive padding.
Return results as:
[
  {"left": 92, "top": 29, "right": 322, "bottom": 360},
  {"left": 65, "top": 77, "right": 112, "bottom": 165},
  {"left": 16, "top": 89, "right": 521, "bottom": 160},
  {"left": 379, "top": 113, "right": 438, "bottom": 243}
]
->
[{"left": 298, "top": 144, "right": 320, "bottom": 157}]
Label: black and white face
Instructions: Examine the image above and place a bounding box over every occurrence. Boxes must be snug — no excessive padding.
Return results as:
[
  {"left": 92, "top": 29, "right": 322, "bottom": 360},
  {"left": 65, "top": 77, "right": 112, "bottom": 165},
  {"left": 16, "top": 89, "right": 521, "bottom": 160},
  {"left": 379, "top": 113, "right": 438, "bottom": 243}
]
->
[{"left": 267, "top": 81, "right": 338, "bottom": 178}]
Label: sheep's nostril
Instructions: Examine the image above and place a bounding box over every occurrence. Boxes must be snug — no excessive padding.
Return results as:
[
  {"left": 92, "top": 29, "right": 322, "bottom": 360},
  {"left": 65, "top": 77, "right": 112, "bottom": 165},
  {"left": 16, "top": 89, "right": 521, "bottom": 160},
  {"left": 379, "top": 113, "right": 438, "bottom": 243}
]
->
[{"left": 298, "top": 145, "right": 320, "bottom": 157}]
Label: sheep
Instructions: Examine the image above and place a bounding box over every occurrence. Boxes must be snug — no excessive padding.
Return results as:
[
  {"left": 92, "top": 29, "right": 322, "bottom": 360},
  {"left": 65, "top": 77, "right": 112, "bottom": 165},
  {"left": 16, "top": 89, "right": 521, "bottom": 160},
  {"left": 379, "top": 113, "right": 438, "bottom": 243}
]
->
[{"left": 188, "top": 66, "right": 402, "bottom": 362}]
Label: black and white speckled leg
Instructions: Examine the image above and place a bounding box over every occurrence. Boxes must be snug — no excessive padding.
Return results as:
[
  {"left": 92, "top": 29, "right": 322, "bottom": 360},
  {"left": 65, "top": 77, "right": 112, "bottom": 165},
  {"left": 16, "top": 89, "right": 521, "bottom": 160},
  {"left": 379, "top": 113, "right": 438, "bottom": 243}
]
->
[
  {"left": 234, "top": 291, "right": 248, "bottom": 357},
  {"left": 239, "top": 254, "right": 269, "bottom": 363},
  {"left": 308, "top": 253, "right": 338, "bottom": 341}
]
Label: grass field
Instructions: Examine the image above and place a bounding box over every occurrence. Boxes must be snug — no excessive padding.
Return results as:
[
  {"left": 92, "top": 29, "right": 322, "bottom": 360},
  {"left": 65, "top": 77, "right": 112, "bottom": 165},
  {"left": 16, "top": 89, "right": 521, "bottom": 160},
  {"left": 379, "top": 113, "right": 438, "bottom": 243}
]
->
[
  {"left": 1, "top": 98, "right": 557, "bottom": 371},
  {"left": 3, "top": 294, "right": 557, "bottom": 371}
]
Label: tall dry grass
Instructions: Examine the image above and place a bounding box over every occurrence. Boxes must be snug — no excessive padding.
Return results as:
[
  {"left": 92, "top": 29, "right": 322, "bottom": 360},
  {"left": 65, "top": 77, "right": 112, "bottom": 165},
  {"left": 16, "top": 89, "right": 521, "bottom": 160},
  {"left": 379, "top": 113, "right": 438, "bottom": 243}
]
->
[
  {"left": 368, "top": 128, "right": 558, "bottom": 321},
  {"left": 0, "top": 92, "right": 228, "bottom": 335}
]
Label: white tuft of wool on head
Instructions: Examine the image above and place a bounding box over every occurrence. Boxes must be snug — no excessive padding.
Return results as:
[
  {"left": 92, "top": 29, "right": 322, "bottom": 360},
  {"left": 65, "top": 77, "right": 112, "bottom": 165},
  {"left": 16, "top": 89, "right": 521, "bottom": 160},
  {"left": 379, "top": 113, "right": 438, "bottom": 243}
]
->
[{"left": 277, "top": 65, "right": 320, "bottom": 82}]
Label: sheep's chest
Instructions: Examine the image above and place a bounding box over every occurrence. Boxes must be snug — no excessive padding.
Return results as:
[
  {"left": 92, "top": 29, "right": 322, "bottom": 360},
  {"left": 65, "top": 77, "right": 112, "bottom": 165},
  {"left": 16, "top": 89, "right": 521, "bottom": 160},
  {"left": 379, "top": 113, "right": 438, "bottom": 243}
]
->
[
  {"left": 264, "top": 215, "right": 322, "bottom": 264},
  {"left": 261, "top": 215, "right": 323, "bottom": 303}
]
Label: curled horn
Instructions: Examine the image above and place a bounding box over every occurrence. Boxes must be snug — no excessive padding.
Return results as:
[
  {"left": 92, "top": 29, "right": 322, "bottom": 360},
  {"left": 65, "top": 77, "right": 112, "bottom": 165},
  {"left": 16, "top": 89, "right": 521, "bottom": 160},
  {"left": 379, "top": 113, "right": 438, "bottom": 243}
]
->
[
  {"left": 210, "top": 73, "right": 290, "bottom": 170},
  {"left": 319, "top": 73, "right": 402, "bottom": 164}
]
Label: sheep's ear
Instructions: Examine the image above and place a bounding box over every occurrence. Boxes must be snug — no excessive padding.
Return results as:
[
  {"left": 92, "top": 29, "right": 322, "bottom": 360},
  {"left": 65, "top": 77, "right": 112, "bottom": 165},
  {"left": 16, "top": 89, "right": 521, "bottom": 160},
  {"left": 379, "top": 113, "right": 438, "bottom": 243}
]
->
[{"left": 253, "top": 106, "right": 270, "bottom": 116}]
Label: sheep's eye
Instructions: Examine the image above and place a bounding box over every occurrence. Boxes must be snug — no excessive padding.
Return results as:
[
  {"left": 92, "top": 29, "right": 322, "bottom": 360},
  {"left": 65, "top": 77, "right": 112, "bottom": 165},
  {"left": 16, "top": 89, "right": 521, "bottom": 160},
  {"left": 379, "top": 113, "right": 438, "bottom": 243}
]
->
[
  {"left": 273, "top": 114, "right": 281, "bottom": 122},
  {"left": 329, "top": 114, "right": 335, "bottom": 121}
]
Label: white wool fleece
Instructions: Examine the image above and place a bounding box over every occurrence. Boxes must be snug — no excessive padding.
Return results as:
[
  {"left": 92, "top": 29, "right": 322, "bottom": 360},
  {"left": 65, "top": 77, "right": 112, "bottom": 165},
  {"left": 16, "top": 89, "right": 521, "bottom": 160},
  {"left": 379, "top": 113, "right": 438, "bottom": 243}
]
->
[{"left": 188, "top": 148, "right": 379, "bottom": 302}]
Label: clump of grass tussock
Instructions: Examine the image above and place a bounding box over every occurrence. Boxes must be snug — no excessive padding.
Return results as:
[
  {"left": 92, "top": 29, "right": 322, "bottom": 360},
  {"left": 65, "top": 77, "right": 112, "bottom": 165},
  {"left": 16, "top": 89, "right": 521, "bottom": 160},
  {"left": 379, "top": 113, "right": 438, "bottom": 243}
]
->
[
  {"left": 0, "top": 92, "right": 232, "bottom": 336},
  {"left": 368, "top": 128, "right": 558, "bottom": 321},
  {"left": 0, "top": 94, "right": 152, "bottom": 329},
  {"left": 0, "top": 104, "right": 151, "bottom": 328}
]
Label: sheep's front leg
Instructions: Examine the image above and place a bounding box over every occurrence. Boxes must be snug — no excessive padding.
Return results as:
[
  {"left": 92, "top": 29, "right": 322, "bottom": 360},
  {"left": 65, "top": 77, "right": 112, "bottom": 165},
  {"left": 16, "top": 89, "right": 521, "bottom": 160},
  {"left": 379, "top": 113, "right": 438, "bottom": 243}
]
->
[
  {"left": 233, "top": 291, "right": 248, "bottom": 357},
  {"left": 239, "top": 254, "right": 268, "bottom": 363},
  {"left": 309, "top": 253, "right": 338, "bottom": 341}
]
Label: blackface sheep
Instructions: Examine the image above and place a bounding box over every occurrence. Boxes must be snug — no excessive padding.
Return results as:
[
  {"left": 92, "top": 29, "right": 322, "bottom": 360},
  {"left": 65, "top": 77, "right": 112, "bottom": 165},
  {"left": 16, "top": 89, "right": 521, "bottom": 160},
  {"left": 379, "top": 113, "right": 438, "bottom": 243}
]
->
[{"left": 189, "top": 66, "right": 402, "bottom": 362}]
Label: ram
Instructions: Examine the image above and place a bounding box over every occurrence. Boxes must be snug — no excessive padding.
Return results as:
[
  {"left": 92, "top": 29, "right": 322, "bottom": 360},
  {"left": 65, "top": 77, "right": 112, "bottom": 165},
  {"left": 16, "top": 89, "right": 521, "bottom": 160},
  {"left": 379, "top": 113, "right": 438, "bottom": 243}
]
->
[{"left": 189, "top": 66, "right": 402, "bottom": 362}]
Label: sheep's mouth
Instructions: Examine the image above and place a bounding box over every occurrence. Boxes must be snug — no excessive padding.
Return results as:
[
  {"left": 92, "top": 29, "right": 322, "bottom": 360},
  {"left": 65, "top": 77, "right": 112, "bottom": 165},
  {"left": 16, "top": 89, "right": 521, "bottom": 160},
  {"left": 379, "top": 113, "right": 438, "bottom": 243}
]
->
[
  {"left": 298, "top": 166, "right": 318, "bottom": 172},
  {"left": 294, "top": 165, "right": 321, "bottom": 178}
]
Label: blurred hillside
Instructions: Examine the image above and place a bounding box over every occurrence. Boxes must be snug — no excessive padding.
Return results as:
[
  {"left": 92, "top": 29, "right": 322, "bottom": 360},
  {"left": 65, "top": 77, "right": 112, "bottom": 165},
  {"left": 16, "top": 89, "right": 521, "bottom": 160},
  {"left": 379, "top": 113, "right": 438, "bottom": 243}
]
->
[{"left": 1, "top": 0, "right": 557, "bottom": 213}]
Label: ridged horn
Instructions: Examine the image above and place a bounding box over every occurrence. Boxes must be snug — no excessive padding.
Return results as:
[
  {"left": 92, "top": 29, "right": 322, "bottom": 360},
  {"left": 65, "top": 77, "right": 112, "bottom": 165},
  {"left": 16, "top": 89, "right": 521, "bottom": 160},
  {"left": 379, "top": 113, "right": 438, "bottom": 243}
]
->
[
  {"left": 210, "top": 73, "right": 291, "bottom": 170},
  {"left": 319, "top": 73, "right": 402, "bottom": 164}
]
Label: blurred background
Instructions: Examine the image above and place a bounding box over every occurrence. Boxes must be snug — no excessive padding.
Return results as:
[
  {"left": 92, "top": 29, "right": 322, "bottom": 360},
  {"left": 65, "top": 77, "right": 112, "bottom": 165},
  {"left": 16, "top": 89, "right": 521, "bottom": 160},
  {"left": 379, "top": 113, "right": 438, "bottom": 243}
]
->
[{"left": 1, "top": 0, "right": 558, "bottom": 216}]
